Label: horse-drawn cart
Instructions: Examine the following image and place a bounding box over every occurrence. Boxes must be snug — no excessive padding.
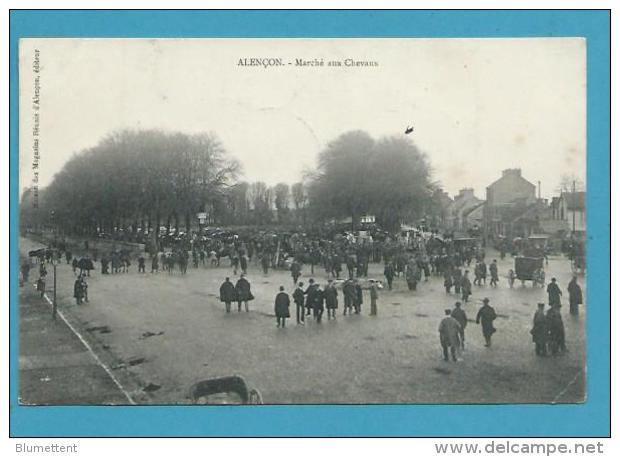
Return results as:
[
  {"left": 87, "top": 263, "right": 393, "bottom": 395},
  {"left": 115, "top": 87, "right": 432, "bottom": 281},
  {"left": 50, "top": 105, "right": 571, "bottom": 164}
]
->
[{"left": 515, "top": 256, "right": 545, "bottom": 287}]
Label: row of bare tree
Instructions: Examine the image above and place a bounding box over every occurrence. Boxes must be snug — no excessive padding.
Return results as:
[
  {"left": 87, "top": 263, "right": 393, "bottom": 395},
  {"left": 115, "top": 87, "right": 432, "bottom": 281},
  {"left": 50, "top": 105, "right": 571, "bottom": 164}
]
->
[{"left": 21, "top": 129, "right": 439, "bottom": 236}]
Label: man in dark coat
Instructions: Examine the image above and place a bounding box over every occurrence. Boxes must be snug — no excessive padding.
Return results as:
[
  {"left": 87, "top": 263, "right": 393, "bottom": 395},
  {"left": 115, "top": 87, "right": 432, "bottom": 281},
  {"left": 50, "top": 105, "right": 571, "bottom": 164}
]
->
[
  {"left": 489, "top": 260, "right": 499, "bottom": 287},
  {"left": 324, "top": 279, "right": 339, "bottom": 320},
  {"left": 531, "top": 303, "right": 548, "bottom": 356},
  {"left": 476, "top": 297, "right": 497, "bottom": 347},
  {"left": 291, "top": 260, "right": 302, "bottom": 285},
  {"left": 240, "top": 255, "right": 248, "bottom": 275},
  {"left": 461, "top": 270, "right": 472, "bottom": 302},
  {"left": 275, "top": 286, "right": 291, "bottom": 328},
  {"left": 567, "top": 276, "right": 583, "bottom": 316},
  {"left": 219, "top": 277, "right": 236, "bottom": 313},
  {"left": 547, "top": 277, "right": 562, "bottom": 307},
  {"left": 354, "top": 280, "right": 364, "bottom": 314},
  {"left": 293, "top": 282, "right": 306, "bottom": 325},
  {"left": 304, "top": 278, "right": 318, "bottom": 316},
  {"left": 383, "top": 262, "right": 395, "bottom": 290},
  {"left": 546, "top": 304, "right": 566, "bottom": 355},
  {"left": 342, "top": 279, "right": 355, "bottom": 315},
  {"left": 312, "top": 285, "right": 325, "bottom": 323},
  {"left": 451, "top": 301, "right": 467, "bottom": 349},
  {"left": 235, "top": 274, "right": 253, "bottom": 312},
  {"left": 439, "top": 309, "right": 461, "bottom": 362}
]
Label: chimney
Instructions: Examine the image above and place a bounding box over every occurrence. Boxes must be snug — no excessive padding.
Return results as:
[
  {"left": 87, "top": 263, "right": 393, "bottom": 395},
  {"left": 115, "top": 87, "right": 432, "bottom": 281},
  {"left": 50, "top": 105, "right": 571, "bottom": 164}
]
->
[
  {"left": 502, "top": 168, "right": 522, "bottom": 178},
  {"left": 457, "top": 188, "right": 475, "bottom": 199}
]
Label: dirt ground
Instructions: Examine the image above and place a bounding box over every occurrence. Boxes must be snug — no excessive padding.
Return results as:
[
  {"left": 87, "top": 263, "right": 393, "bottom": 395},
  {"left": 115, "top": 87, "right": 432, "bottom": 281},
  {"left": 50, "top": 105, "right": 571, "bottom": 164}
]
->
[{"left": 19, "top": 237, "right": 585, "bottom": 405}]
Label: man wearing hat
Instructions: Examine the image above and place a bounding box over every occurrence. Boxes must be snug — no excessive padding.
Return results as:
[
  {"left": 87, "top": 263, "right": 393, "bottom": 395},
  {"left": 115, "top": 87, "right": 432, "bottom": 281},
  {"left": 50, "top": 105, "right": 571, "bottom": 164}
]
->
[
  {"left": 274, "top": 286, "right": 291, "bottom": 328},
  {"left": 234, "top": 274, "right": 254, "bottom": 313},
  {"left": 531, "top": 303, "right": 548, "bottom": 356},
  {"left": 476, "top": 297, "right": 497, "bottom": 347},
  {"left": 219, "top": 277, "right": 236, "bottom": 313},
  {"left": 547, "top": 278, "right": 562, "bottom": 307},
  {"left": 293, "top": 281, "right": 306, "bottom": 325},
  {"left": 439, "top": 309, "right": 461, "bottom": 362},
  {"left": 567, "top": 275, "right": 583, "bottom": 316},
  {"left": 451, "top": 301, "right": 468, "bottom": 349},
  {"left": 324, "top": 279, "right": 339, "bottom": 320},
  {"left": 342, "top": 278, "right": 356, "bottom": 315},
  {"left": 304, "top": 278, "right": 318, "bottom": 316}
]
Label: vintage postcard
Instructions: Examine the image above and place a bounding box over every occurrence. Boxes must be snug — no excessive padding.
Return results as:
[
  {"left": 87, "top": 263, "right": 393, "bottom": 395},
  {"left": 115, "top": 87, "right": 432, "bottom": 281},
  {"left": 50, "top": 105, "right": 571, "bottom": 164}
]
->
[{"left": 17, "top": 37, "right": 587, "bottom": 407}]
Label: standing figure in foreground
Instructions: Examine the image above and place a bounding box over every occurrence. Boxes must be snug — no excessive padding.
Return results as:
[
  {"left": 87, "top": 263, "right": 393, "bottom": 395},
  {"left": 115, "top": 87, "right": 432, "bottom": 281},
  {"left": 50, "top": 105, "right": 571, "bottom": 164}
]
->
[
  {"left": 567, "top": 275, "right": 583, "bottom": 316},
  {"left": 293, "top": 282, "right": 305, "bottom": 325},
  {"left": 489, "top": 259, "right": 499, "bottom": 287},
  {"left": 235, "top": 274, "right": 254, "bottom": 312},
  {"left": 354, "top": 280, "right": 364, "bottom": 314},
  {"left": 342, "top": 279, "right": 355, "bottom": 315},
  {"left": 476, "top": 297, "right": 497, "bottom": 347},
  {"left": 439, "top": 309, "right": 461, "bottom": 362},
  {"left": 531, "top": 302, "right": 548, "bottom": 356},
  {"left": 324, "top": 279, "right": 339, "bottom": 320},
  {"left": 547, "top": 277, "right": 562, "bottom": 308},
  {"left": 451, "top": 301, "right": 467, "bottom": 349},
  {"left": 304, "top": 278, "right": 317, "bottom": 317},
  {"left": 274, "top": 286, "right": 290, "bottom": 328},
  {"left": 219, "top": 277, "right": 236, "bottom": 313},
  {"left": 546, "top": 304, "right": 566, "bottom": 355},
  {"left": 313, "top": 284, "right": 325, "bottom": 323}
]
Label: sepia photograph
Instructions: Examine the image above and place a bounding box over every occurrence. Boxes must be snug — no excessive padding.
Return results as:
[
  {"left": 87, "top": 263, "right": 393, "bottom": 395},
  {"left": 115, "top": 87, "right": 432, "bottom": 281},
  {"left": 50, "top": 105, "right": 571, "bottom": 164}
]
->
[{"left": 17, "top": 37, "right": 587, "bottom": 406}]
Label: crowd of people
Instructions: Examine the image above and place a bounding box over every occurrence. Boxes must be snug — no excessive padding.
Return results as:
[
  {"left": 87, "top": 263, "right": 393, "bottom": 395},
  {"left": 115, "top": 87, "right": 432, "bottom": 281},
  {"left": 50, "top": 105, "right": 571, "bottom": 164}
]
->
[{"left": 21, "top": 225, "right": 584, "bottom": 362}]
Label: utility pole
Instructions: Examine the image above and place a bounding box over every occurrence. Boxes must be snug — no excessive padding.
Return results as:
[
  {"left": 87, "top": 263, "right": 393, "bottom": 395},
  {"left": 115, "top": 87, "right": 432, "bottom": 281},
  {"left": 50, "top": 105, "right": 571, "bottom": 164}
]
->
[
  {"left": 572, "top": 179, "right": 576, "bottom": 235},
  {"left": 52, "top": 262, "right": 57, "bottom": 320}
]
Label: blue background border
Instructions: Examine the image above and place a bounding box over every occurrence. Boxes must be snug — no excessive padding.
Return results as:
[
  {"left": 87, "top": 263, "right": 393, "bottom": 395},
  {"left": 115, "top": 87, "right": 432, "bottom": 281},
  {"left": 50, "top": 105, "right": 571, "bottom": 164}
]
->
[{"left": 9, "top": 10, "right": 610, "bottom": 437}]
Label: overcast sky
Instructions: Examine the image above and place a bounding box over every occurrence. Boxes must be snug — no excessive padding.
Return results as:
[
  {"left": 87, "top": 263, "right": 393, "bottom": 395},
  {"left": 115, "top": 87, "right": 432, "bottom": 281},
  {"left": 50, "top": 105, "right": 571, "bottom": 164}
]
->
[{"left": 19, "top": 38, "right": 586, "bottom": 200}]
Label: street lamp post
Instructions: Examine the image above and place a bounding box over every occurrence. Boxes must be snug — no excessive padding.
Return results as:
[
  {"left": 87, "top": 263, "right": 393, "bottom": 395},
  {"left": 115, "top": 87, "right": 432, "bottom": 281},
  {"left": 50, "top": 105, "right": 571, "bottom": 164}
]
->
[
  {"left": 52, "top": 262, "right": 57, "bottom": 320},
  {"left": 50, "top": 209, "right": 58, "bottom": 320}
]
